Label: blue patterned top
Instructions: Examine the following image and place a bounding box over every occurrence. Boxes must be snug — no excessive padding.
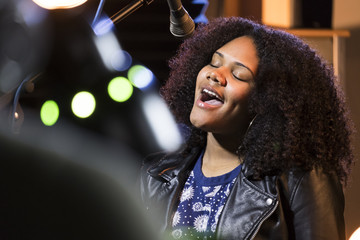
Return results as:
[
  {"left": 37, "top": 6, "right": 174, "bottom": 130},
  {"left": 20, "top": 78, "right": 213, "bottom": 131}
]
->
[{"left": 171, "top": 151, "right": 241, "bottom": 239}]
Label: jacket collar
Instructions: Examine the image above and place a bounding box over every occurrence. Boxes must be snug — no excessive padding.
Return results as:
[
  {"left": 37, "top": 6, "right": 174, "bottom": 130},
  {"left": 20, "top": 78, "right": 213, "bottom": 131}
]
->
[
  {"left": 146, "top": 146, "right": 257, "bottom": 182},
  {"left": 242, "top": 158, "right": 255, "bottom": 178},
  {"left": 147, "top": 147, "right": 203, "bottom": 182}
]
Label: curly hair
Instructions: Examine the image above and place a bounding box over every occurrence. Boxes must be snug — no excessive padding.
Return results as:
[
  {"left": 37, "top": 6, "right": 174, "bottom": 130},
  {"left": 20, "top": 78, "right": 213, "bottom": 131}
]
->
[{"left": 160, "top": 17, "right": 354, "bottom": 184}]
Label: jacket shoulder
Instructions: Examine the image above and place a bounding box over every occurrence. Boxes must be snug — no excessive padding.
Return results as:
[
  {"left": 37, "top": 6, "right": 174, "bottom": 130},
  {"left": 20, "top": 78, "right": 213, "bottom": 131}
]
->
[
  {"left": 279, "top": 167, "right": 345, "bottom": 240},
  {"left": 142, "top": 147, "right": 203, "bottom": 178},
  {"left": 141, "top": 150, "right": 184, "bottom": 176},
  {"left": 280, "top": 168, "right": 343, "bottom": 205}
]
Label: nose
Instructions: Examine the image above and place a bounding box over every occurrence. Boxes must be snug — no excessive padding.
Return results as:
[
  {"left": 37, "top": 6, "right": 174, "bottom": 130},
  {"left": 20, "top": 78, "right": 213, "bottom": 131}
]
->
[{"left": 206, "top": 68, "right": 227, "bottom": 86}]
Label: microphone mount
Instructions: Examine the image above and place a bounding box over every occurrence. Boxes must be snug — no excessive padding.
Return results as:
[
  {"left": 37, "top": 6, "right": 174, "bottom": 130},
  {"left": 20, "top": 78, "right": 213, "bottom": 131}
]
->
[
  {"left": 166, "top": 0, "right": 195, "bottom": 38},
  {"left": 110, "top": 0, "right": 154, "bottom": 25},
  {"left": 107, "top": 0, "right": 195, "bottom": 38}
]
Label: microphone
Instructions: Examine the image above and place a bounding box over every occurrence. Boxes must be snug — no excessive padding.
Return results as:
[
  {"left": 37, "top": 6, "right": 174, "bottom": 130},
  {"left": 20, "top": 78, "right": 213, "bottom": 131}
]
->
[{"left": 166, "top": 0, "right": 195, "bottom": 38}]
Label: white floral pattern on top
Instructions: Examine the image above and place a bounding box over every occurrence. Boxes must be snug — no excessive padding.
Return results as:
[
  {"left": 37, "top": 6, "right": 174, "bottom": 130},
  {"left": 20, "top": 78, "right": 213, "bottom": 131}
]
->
[
  {"left": 172, "top": 229, "right": 182, "bottom": 239},
  {"left": 202, "top": 186, "right": 210, "bottom": 192},
  {"left": 192, "top": 202, "right": 203, "bottom": 212},
  {"left": 180, "top": 186, "right": 194, "bottom": 202},
  {"left": 170, "top": 152, "right": 241, "bottom": 240},
  {"left": 172, "top": 211, "right": 181, "bottom": 227},
  {"left": 203, "top": 203, "right": 211, "bottom": 213},
  {"left": 214, "top": 205, "right": 224, "bottom": 223},
  {"left": 224, "top": 182, "right": 233, "bottom": 196},
  {"left": 204, "top": 185, "right": 221, "bottom": 197},
  {"left": 194, "top": 215, "right": 209, "bottom": 232}
]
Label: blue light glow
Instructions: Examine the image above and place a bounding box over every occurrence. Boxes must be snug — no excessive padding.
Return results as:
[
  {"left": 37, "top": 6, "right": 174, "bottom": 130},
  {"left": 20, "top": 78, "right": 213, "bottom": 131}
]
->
[
  {"left": 127, "top": 65, "right": 154, "bottom": 90},
  {"left": 93, "top": 17, "right": 114, "bottom": 36},
  {"left": 111, "top": 50, "right": 132, "bottom": 72}
]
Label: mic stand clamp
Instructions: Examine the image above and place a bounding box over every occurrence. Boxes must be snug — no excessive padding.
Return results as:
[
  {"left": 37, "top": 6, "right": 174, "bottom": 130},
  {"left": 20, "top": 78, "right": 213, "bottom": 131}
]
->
[{"left": 110, "top": 0, "right": 154, "bottom": 24}]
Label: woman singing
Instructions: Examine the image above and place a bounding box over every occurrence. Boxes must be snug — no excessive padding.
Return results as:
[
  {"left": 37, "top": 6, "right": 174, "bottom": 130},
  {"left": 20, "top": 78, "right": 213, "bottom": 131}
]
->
[{"left": 140, "top": 17, "right": 353, "bottom": 240}]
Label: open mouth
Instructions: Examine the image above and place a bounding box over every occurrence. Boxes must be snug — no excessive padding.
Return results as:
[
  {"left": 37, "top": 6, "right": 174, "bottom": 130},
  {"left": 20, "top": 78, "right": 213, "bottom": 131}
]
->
[{"left": 200, "top": 88, "right": 223, "bottom": 106}]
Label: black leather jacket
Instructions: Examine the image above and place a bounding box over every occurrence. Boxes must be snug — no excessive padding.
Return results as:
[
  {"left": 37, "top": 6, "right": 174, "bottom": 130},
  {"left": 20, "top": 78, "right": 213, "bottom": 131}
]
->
[{"left": 140, "top": 147, "right": 345, "bottom": 240}]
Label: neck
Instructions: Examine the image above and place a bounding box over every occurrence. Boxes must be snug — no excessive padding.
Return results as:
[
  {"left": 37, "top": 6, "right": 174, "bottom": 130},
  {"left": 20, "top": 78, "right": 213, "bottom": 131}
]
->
[{"left": 201, "top": 133, "right": 243, "bottom": 177}]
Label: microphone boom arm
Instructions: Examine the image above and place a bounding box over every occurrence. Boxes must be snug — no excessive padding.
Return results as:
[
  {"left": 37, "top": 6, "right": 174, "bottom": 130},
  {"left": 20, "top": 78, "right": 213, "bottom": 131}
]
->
[{"left": 110, "top": 0, "right": 154, "bottom": 24}]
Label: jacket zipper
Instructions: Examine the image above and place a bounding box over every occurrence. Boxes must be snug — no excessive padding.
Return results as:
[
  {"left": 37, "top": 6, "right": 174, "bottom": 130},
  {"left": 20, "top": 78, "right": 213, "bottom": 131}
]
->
[{"left": 249, "top": 200, "right": 279, "bottom": 240}]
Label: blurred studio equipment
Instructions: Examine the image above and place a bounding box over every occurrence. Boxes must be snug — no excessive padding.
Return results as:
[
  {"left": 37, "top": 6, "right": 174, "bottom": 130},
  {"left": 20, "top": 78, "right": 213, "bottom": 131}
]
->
[
  {"left": 0, "top": 0, "right": 195, "bottom": 239},
  {"left": 1, "top": 0, "right": 186, "bottom": 155}
]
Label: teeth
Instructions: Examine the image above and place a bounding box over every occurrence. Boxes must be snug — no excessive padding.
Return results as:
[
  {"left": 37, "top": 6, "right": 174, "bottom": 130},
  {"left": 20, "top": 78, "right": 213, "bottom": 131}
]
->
[{"left": 202, "top": 88, "right": 222, "bottom": 101}]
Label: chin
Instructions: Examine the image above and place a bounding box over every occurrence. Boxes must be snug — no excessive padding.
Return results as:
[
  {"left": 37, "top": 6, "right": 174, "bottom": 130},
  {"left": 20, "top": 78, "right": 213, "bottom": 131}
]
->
[
  {"left": 190, "top": 119, "right": 213, "bottom": 133},
  {"left": 190, "top": 111, "right": 204, "bottom": 129},
  {"left": 190, "top": 117, "right": 206, "bottom": 132}
]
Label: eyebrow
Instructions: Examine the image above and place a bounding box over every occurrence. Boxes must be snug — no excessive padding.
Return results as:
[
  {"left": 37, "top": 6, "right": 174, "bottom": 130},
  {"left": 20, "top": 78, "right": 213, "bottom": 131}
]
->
[{"left": 214, "top": 51, "right": 255, "bottom": 79}]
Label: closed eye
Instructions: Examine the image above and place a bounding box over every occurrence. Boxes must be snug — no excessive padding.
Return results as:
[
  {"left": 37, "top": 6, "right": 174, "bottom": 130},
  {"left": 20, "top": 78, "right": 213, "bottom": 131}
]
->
[
  {"left": 232, "top": 67, "right": 253, "bottom": 82},
  {"left": 232, "top": 73, "right": 246, "bottom": 82},
  {"left": 209, "top": 52, "right": 222, "bottom": 68},
  {"left": 209, "top": 63, "right": 220, "bottom": 68}
]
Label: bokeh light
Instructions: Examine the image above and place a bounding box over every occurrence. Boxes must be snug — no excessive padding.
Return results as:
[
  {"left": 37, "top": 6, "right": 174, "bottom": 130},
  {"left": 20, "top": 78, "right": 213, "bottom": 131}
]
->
[
  {"left": 108, "top": 77, "right": 133, "bottom": 102},
  {"left": 111, "top": 50, "right": 132, "bottom": 72},
  {"left": 93, "top": 29, "right": 123, "bottom": 71},
  {"left": 71, "top": 91, "right": 96, "bottom": 118},
  {"left": 142, "top": 93, "right": 182, "bottom": 152},
  {"left": 19, "top": 0, "right": 48, "bottom": 26},
  {"left": 32, "top": 0, "right": 87, "bottom": 10},
  {"left": 40, "top": 100, "right": 59, "bottom": 126},
  {"left": 350, "top": 227, "right": 360, "bottom": 240},
  {"left": 128, "top": 65, "right": 154, "bottom": 90},
  {"left": 92, "top": 17, "right": 114, "bottom": 36},
  {"left": 191, "top": 0, "right": 209, "bottom": 23},
  {"left": 0, "top": 60, "right": 22, "bottom": 94}
]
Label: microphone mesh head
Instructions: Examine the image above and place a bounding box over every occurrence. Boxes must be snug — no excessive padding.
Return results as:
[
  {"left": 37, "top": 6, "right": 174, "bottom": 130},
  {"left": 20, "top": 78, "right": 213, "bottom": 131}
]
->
[{"left": 169, "top": 8, "right": 195, "bottom": 38}]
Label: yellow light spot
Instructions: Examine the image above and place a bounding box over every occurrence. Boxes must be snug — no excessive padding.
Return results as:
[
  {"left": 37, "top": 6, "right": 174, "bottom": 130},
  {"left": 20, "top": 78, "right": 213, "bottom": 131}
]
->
[
  {"left": 108, "top": 77, "right": 133, "bottom": 102},
  {"left": 40, "top": 100, "right": 59, "bottom": 126},
  {"left": 71, "top": 91, "right": 96, "bottom": 118}
]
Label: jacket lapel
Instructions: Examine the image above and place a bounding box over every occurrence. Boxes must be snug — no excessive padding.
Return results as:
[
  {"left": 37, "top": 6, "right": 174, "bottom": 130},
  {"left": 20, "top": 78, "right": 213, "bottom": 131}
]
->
[
  {"left": 146, "top": 147, "right": 203, "bottom": 232},
  {"left": 217, "top": 174, "right": 278, "bottom": 240}
]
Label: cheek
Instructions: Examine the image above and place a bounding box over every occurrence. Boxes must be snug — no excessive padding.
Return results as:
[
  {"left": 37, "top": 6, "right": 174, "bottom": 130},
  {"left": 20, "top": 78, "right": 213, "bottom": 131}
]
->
[
  {"left": 235, "top": 91, "right": 251, "bottom": 103},
  {"left": 196, "top": 67, "right": 207, "bottom": 82},
  {"left": 229, "top": 84, "right": 252, "bottom": 105},
  {"left": 193, "top": 68, "right": 207, "bottom": 95}
]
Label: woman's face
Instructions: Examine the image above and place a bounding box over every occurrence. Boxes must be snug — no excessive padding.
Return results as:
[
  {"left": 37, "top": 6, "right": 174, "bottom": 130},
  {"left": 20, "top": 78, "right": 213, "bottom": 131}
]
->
[{"left": 190, "top": 36, "right": 259, "bottom": 136}]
